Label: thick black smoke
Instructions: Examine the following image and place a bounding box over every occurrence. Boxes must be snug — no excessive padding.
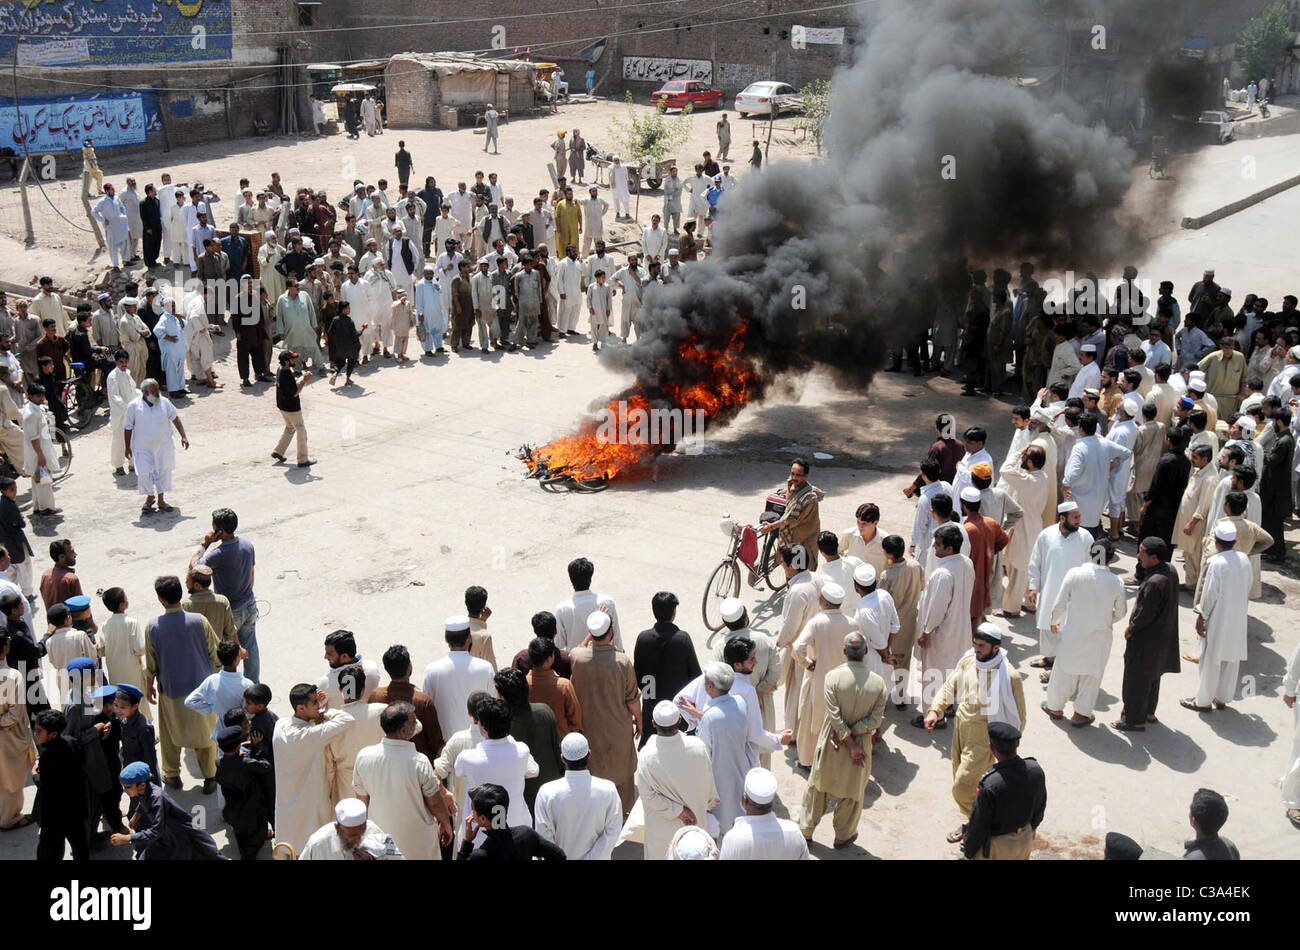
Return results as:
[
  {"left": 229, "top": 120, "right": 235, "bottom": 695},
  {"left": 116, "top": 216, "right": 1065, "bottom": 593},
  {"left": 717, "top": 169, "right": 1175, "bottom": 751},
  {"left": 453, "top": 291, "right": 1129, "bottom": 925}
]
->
[{"left": 605, "top": 0, "right": 1147, "bottom": 415}]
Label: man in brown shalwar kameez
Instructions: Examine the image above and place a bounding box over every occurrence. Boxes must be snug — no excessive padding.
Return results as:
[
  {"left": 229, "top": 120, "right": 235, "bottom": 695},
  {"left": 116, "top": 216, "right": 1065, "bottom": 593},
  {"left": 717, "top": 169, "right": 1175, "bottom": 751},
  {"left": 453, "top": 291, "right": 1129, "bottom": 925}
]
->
[{"left": 568, "top": 611, "right": 640, "bottom": 813}]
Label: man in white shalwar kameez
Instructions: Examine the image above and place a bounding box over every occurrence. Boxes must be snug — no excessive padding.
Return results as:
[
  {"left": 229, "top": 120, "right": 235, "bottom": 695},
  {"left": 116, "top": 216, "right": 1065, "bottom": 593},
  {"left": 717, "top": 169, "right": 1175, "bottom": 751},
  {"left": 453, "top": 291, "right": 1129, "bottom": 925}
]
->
[
  {"left": 106, "top": 351, "right": 139, "bottom": 475},
  {"left": 910, "top": 469, "right": 952, "bottom": 572},
  {"left": 1184, "top": 524, "right": 1251, "bottom": 712},
  {"left": 775, "top": 545, "right": 822, "bottom": 738},
  {"left": 535, "top": 732, "right": 623, "bottom": 859},
  {"left": 165, "top": 192, "right": 189, "bottom": 267},
  {"left": 1026, "top": 502, "right": 1094, "bottom": 666},
  {"left": 816, "top": 532, "right": 865, "bottom": 616},
  {"left": 453, "top": 696, "right": 538, "bottom": 848},
  {"left": 1063, "top": 415, "right": 1132, "bottom": 535},
  {"left": 1281, "top": 640, "right": 1300, "bottom": 826},
  {"left": 635, "top": 701, "right": 718, "bottom": 860},
  {"left": 273, "top": 686, "right": 355, "bottom": 855},
  {"left": 718, "top": 768, "right": 809, "bottom": 860},
  {"left": 610, "top": 156, "right": 631, "bottom": 219},
  {"left": 999, "top": 445, "right": 1049, "bottom": 615},
  {"left": 352, "top": 702, "right": 453, "bottom": 861},
  {"left": 1177, "top": 446, "right": 1219, "bottom": 587},
  {"left": 92, "top": 183, "right": 130, "bottom": 269},
  {"left": 611, "top": 256, "right": 643, "bottom": 342},
  {"left": 182, "top": 294, "right": 216, "bottom": 386},
  {"left": 1104, "top": 401, "right": 1140, "bottom": 538},
  {"left": 852, "top": 564, "right": 899, "bottom": 686},
  {"left": 914, "top": 525, "right": 976, "bottom": 723},
  {"left": 792, "top": 584, "right": 854, "bottom": 767},
  {"left": 1044, "top": 554, "right": 1126, "bottom": 725},
  {"left": 298, "top": 798, "right": 404, "bottom": 860},
  {"left": 123, "top": 380, "right": 189, "bottom": 512},
  {"left": 696, "top": 663, "right": 760, "bottom": 835}
]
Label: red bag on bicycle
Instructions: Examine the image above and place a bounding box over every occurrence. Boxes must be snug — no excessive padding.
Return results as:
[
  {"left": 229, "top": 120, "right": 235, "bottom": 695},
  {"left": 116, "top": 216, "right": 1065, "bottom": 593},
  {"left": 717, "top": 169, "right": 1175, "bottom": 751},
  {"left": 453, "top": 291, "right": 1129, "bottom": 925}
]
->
[{"left": 737, "top": 525, "right": 759, "bottom": 570}]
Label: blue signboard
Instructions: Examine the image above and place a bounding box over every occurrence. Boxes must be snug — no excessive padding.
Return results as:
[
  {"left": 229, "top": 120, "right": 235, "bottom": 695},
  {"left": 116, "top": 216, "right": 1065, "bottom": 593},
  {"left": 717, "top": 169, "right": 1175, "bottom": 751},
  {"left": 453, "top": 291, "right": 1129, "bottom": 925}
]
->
[
  {"left": 1, "top": 89, "right": 164, "bottom": 151},
  {"left": 0, "top": 0, "right": 232, "bottom": 66}
]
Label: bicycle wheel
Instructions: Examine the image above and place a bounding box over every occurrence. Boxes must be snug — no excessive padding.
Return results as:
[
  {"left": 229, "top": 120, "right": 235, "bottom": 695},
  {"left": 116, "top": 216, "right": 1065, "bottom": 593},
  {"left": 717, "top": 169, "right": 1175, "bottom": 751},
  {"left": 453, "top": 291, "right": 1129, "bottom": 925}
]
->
[
  {"left": 69, "top": 383, "right": 95, "bottom": 429},
  {"left": 51, "top": 428, "right": 73, "bottom": 482},
  {"left": 761, "top": 531, "right": 789, "bottom": 591},
  {"left": 701, "top": 558, "right": 740, "bottom": 632}
]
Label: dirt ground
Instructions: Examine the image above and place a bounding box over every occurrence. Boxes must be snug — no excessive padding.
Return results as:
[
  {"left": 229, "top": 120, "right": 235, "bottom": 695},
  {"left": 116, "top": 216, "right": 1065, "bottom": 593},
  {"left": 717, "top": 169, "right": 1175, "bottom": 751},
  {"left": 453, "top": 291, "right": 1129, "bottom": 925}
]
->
[{"left": 0, "top": 101, "right": 1296, "bottom": 861}]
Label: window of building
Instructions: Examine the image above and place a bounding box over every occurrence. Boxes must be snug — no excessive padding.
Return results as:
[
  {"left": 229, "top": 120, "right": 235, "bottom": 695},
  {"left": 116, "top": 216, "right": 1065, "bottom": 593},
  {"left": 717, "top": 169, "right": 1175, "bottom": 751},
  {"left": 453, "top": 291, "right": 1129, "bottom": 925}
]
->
[{"left": 297, "top": 2, "right": 319, "bottom": 27}]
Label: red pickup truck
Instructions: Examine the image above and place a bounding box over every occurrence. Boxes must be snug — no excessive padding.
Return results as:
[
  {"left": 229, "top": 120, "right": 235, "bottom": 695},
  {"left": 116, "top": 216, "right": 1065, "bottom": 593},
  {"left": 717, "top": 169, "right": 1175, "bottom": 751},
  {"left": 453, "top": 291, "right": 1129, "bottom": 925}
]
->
[{"left": 651, "top": 80, "right": 724, "bottom": 111}]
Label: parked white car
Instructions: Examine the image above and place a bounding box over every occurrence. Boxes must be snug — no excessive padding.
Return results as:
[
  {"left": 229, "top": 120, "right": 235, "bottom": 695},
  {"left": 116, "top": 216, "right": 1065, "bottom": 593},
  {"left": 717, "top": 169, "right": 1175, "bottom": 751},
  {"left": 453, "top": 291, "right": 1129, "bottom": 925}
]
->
[
  {"left": 1197, "top": 110, "right": 1235, "bottom": 144},
  {"left": 734, "top": 81, "right": 803, "bottom": 117}
]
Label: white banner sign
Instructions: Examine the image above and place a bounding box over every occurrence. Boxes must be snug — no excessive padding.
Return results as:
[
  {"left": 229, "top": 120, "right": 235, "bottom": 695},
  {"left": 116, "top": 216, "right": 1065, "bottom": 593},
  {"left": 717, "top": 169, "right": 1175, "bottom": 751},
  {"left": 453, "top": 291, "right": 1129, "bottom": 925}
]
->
[
  {"left": 794, "top": 26, "right": 845, "bottom": 45},
  {"left": 622, "top": 56, "right": 713, "bottom": 85},
  {"left": 17, "top": 39, "right": 91, "bottom": 67}
]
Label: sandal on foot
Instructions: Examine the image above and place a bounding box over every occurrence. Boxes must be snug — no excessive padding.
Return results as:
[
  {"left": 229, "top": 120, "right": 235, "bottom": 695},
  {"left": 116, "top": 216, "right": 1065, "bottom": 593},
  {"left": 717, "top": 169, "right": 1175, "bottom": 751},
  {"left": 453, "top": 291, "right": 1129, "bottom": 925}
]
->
[
  {"left": 157, "top": 503, "right": 175, "bottom": 512},
  {"left": 1069, "top": 716, "right": 1095, "bottom": 728},
  {"left": 945, "top": 825, "right": 967, "bottom": 844},
  {"left": 1040, "top": 701, "right": 1064, "bottom": 720},
  {"left": 1111, "top": 720, "right": 1145, "bottom": 732},
  {"left": 1179, "top": 699, "right": 1213, "bottom": 712},
  {"left": 140, "top": 502, "right": 155, "bottom": 514}
]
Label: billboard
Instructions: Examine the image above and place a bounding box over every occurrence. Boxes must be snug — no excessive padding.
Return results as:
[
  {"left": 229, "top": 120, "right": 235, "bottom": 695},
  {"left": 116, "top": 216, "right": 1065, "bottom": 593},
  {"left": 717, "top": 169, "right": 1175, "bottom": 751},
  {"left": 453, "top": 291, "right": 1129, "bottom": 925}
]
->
[
  {"left": 1, "top": 90, "right": 163, "bottom": 151},
  {"left": 0, "top": 0, "right": 232, "bottom": 66},
  {"left": 622, "top": 56, "right": 713, "bottom": 85}
]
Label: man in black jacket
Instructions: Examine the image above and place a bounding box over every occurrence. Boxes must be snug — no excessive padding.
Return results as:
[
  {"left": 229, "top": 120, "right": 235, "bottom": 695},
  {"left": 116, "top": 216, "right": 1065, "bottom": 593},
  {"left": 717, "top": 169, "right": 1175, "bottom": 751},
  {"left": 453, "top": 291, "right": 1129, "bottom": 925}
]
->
[
  {"left": 215, "top": 725, "right": 275, "bottom": 860},
  {"left": 457, "top": 783, "right": 565, "bottom": 861},
  {"left": 1113, "top": 537, "right": 1180, "bottom": 731},
  {"left": 962, "top": 722, "right": 1046, "bottom": 860},
  {"left": 633, "top": 591, "right": 701, "bottom": 748},
  {"left": 140, "top": 184, "right": 163, "bottom": 268}
]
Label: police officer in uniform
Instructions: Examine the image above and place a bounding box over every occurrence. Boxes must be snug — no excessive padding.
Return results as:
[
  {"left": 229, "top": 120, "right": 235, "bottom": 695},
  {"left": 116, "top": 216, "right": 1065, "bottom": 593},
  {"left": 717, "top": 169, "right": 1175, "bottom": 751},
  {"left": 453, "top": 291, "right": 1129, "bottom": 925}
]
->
[{"left": 962, "top": 721, "right": 1046, "bottom": 860}]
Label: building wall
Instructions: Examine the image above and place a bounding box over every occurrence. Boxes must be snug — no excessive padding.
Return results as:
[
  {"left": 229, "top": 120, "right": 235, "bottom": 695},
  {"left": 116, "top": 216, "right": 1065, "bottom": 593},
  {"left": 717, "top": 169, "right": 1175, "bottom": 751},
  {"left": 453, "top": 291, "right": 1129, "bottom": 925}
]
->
[
  {"left": 302, "top": 0, "right": 854, "bottom": 93},
  {"left": 7, "top": 0, "right": 301, "bottom": 160}
]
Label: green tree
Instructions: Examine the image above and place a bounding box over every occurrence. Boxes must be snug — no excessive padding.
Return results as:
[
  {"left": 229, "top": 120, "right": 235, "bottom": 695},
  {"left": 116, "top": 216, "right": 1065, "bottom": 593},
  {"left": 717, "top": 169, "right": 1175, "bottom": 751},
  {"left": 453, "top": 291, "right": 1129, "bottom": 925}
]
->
[
  {"left": 609, "top": 91, "right": 694, "bottom": 168},
  {"left": 1237, "top": 2, "right": 1292, "bottom": 84},
  {"left": 795, "top": 78, "right": 831, "bottom": 154}
]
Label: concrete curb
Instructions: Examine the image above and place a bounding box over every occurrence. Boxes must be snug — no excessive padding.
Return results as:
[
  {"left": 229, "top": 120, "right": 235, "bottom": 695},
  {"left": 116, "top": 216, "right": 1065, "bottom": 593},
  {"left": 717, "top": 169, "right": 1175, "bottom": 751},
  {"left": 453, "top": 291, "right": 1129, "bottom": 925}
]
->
[{"left": 1181, "top": 172, "right": 1300, "bottom": 229}]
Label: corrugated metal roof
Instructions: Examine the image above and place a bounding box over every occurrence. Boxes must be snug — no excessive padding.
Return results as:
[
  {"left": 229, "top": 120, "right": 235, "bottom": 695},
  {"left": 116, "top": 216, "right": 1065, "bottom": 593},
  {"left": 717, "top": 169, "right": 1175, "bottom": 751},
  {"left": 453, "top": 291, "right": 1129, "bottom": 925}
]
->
[{"left": 387, "top": 52, "right": 537, "bottom": 78}]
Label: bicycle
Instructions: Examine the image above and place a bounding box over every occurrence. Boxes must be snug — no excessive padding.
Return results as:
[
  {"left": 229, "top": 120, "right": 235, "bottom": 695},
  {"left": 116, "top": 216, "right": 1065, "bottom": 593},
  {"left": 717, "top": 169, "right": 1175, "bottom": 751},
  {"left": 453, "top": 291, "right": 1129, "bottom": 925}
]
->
[
  {"left": 701, "top": 510, "right": 789, "bottom": 631},
  {"left": 64, "top": 358, "right": 111, "bottom": 430}
]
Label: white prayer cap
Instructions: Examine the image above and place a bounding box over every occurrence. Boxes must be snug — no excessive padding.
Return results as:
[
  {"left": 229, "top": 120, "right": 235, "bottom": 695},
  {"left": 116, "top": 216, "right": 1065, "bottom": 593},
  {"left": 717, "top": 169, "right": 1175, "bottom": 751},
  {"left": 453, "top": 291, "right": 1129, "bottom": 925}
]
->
[
  {"left": 1214, "top": 522, "right": 1238, "bottom": 542},
  {"left": 334, "top": 798, "right": 367, "bottom": 827},
  {"left": 853, "top": 563, "right": 877, "bottom": 587},
  {"left": 1081, "top": 343, "right": 1097, "bottom": 353},
  {"left": 444, "top": 614, "right": 471, "bottom": 633},
  {"left": 586, "top": 610, "right": 612, "bottom": 637},
  {"left": 973, "top": 622, "right": 1003, "bottom": 643},
  {"left": 504, "top": 194, "right": 513, "bottom": 201},
  {"left": 423, "top": 264, "right": 435, "bottom": 273},
  {"left": 393, "top": 224, "right": 404, "bottom": 232},
  {"left": 1057, "top": 500, "right": 1079, "bottom": 514},
  {"left": 120, "top": 297, "right": 138, "bottom": 307},
  {"left": 652, "top": 700, "right": 681, "bottom": 728},
  {"left": 312, "top": 258, "right": 324, "bottom": 266},
  {"left": 288, "top": 226, "right": 301, "bottom": 234},
  {"left": 1189, "top": 370, "right": 1206, "bottom": 381},
  {"left": 1188, "top": 377, "right": 1206, "bottom": 392},
  {"left": 560, "top": 732, "right": 589, "bottom": 761},
  {"left": 820, "top": 582, "right": 845, "bottom": 606},
  {"left": 1030, "top": 407, "right": 1054, "bottom": 425},
  {"left": 743, "top": 767, "right": 778, "bottom": 805},
  {"left": 960, "top": 486, "right": 982, "bottom": 504},
  {"left": 1289, "top": 345, "right": 1300, "bottom": 360},
  {"left": 668, "top": 248, "right": 679, "bottom": 256},
  {"left": 1119, "top": 399, "right": 1139, "bottom": 417},
  {"left": 97, "top": 292, "right": 110, "bottom": 301},
  {"left": 719, "top": 597, "right": 745, "bottom": 623},
  {"left": 588, "top": 184, "right": 598, "bottom": 191},
  {"left": 263, "top": 230, "right": 276, "bottom": 239},
  {"left": 668, "top": 826, "right": 717, "bottom": 860},
  {"left": 1083, "top": 387, "right": 1100, "bottom": 399}
]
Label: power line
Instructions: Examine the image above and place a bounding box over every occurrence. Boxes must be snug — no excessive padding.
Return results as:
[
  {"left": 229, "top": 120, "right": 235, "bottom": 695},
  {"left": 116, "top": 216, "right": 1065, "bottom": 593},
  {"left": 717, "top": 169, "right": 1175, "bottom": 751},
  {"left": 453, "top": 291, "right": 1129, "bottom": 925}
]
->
[{"left": 9, "top": 0, "right": 863, "bottom": 95}]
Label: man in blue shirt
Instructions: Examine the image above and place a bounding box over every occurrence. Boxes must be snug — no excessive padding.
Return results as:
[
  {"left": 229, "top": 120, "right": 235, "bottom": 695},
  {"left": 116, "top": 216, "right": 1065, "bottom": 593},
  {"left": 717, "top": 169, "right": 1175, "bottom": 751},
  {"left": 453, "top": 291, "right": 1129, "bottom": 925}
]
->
[
  {"left": 221, "top": 223, "right": 250, "bottom": 280},
  {"left": 191, "top": 507, "right": 260, "bottom": 682}
]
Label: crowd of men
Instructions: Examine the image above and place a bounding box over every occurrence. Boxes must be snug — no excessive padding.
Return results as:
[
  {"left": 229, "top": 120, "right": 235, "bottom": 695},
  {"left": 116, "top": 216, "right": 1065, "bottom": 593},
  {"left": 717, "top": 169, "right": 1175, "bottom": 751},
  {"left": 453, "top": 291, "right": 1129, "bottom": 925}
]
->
[{"left": 3, "top": 139, "right": 1297, "bottom": 859}]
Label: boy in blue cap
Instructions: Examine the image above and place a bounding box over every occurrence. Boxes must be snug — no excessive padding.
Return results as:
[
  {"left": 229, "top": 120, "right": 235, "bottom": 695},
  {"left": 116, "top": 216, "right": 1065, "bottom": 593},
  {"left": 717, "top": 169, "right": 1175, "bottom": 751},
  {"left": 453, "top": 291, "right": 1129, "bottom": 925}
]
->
[
  {"left": 111, "top": 761, "right": 225, "bottom": 859},
  {"left": 114, "top": 684, "right": 158, "bottom": 784},
  {"left": 62, "top": 659, "right": 127, "bottom": 843}
]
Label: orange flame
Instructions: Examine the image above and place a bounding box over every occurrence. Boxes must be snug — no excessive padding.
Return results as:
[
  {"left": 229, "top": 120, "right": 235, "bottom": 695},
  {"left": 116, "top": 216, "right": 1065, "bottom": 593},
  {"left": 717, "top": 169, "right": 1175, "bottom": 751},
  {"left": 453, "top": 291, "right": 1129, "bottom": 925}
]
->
[{"left": 525, "top": 319, "right": 753, "bottom": 482}]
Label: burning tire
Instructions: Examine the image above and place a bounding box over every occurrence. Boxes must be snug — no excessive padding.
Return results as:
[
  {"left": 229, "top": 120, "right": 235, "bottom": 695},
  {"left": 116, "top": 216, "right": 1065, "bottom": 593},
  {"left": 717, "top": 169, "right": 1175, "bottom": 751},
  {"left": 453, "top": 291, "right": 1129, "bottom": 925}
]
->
[{"left": 701, "top": 557, "right": 741, "bottom": 631}]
